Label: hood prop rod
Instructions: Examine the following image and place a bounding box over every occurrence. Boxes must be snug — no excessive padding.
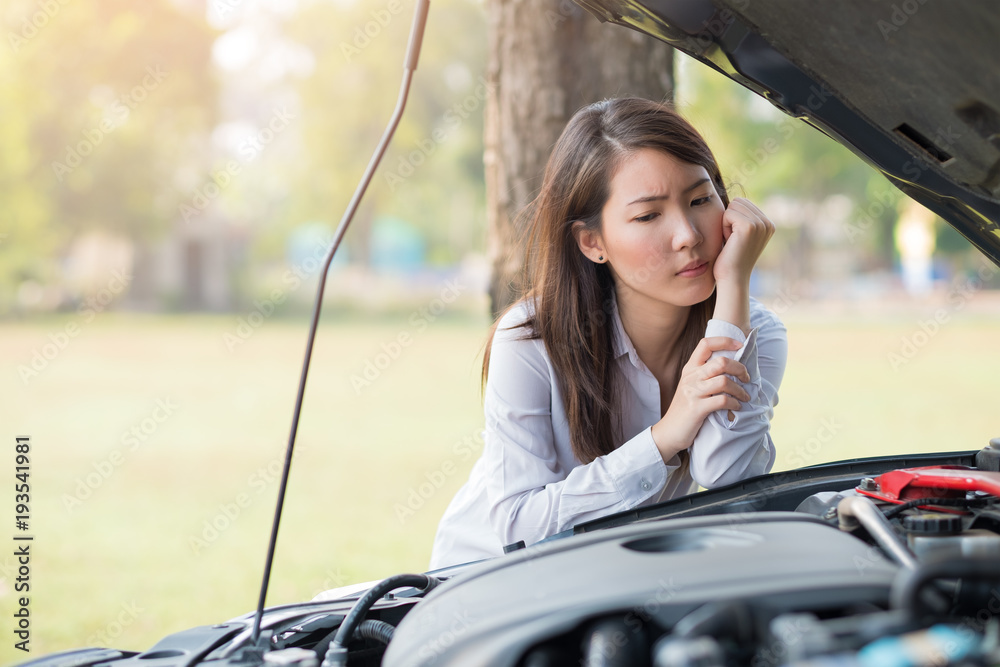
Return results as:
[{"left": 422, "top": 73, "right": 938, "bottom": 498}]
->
[{"left": 250, "top": 0, "right": 431, "bottom": 644}]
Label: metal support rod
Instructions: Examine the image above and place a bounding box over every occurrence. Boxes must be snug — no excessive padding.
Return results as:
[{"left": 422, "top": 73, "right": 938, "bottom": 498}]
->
[
  {"left": 249, "top": 0, "right": 431, "bottom": 643},
  {"left": 838, "top": 495, "right": 918, "bottom": 570}
]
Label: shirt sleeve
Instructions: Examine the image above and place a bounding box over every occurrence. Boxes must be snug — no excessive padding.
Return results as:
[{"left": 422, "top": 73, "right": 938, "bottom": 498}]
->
[
  {"left": 688, "top": 301, "right": 788, "bottom": 489},
  {"left": 482, "top": 313, "right": 683, "bottom": 548}
]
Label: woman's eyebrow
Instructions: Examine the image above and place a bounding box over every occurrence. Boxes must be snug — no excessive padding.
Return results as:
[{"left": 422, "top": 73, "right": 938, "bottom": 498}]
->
[{"left": 626, "top": 178, "right": 711, "bottom": 206}]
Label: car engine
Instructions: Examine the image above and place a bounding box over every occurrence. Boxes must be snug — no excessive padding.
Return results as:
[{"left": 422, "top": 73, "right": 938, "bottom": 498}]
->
[
  {"left": 44, "top": 449, "right": 1000, "bottom": 667},
  {"left": 377, "top": 461, "right": 1000, "bottom": 667}
]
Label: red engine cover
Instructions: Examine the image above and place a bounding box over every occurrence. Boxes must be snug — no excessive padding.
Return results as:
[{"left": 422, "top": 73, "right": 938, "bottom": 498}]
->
[{"left": 858, "top": 466, "right": 1000, "bottom": 506}]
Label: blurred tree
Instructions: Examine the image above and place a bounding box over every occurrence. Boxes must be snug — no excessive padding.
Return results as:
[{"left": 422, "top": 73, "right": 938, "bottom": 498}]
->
[
  {"left": 0, "top": 44, "right": 56, "bottom": 313},
  {"left": 0, "top": 0, "right": 217, "bottom": 311},
  {"left": 485, "top": 2, "right": 675, "bottom": 316}
]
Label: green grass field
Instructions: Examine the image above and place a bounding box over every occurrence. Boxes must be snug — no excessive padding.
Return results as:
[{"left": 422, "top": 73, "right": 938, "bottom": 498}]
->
[{"left": 2, "top": 305, "right": 999, "bottom": 662}]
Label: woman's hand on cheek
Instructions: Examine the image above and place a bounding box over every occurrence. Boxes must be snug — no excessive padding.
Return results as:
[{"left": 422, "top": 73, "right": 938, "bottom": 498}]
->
[
  {"left": 650, "top": 336, "right": 751, "bottom": 464},
  {"left": 711, "top": 198, "right": 775, "bottom": 287}
]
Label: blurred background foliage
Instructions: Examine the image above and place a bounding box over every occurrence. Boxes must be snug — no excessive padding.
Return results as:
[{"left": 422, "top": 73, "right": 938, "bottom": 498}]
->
[
  {"left": 2, "top": 0, "right": 490, "bottom": 317},
  {"left": 1, "top": 0, "right": 990, "bottom": 320},
  {"left": 2, "top": 0, "right": 218, "bottom": 309}
]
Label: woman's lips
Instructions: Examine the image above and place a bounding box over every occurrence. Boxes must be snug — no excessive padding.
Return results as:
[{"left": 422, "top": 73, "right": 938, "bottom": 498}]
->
[{"left": 676, "top": 261, "right": 709, "bottom": 278}]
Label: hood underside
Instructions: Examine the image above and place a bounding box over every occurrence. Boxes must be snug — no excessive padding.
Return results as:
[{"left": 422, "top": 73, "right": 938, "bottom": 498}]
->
[{"left": 573, "top": 0, "right": 1000, "bottom": 265}]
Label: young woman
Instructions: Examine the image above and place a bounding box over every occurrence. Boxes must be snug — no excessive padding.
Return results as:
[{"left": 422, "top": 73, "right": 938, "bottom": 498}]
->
[{"left": 429, "top": 97, "right": 787, "bottom": 570}]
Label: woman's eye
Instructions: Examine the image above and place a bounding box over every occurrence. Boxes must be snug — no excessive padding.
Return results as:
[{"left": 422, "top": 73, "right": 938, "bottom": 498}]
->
[
  {"left": 691, "top": 196, "right": 712, "bottom": 207},
  {"left": 634, "top": 212, "right": 658, "bottom": 223}
]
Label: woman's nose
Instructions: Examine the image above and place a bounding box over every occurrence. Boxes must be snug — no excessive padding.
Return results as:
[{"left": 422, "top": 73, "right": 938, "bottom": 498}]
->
[{"left": 671, "top": 215, "right": 704, "bottom": 250}]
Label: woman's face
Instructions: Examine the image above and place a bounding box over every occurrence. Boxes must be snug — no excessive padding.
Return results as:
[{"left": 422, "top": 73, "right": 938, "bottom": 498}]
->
[{"left": 586, "top": 147, "right": 726, "bottom": 309}]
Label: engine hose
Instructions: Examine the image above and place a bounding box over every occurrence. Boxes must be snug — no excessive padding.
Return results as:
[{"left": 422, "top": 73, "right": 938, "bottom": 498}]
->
[
  {"left": 321, "top": 573, "right": 440, "bottom": 667},
  {"left": 310, "top": 618, "right": 395, "bottom": 658},
  {"left": 891, "top": 557, "right": 1000, "bottom": 616},
  {"left": 354, "top": 619, "right": 395, "bottom": 645},
  {"left": 882, "top": 496, "right": 990, "bottom": 519}
]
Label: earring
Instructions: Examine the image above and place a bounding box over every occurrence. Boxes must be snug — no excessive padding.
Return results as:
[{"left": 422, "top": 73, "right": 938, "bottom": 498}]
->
[{"left": 597, "top": 255, "right": 604, "bottom": 262}]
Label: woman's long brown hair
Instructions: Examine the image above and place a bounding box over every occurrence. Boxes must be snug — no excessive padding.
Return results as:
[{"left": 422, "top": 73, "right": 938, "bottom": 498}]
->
[{"left": 483, "top": 97, "right": 730, "bottom": 465}]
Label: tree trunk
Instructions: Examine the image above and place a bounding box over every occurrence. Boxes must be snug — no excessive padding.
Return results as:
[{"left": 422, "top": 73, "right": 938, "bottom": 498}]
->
[{"left": 485, "top": 0, "right": 675, "bottom": 317}]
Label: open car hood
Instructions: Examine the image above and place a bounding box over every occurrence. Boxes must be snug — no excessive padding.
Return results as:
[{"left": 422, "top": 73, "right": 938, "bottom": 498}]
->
[{"left": 573, "top": 0, "right": 1000, "bottom": 265}]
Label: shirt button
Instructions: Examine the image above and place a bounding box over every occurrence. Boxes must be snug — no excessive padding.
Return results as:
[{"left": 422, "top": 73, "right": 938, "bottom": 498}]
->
[{"left": 640, "top": 478, "right": 651, "bottom": 491}]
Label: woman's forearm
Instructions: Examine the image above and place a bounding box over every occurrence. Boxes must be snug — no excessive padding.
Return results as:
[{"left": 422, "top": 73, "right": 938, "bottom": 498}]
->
[{"left": 712, "top": 279, "right": 751, "bottom": 335}]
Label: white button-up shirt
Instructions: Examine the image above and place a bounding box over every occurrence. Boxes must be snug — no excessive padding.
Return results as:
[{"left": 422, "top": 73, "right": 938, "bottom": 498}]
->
[{"left": 428, "top": 296, "right": 787, "bottom": 570}]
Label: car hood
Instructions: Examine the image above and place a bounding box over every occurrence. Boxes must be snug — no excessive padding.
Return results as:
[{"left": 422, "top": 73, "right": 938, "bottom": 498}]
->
[{"left": 573, "top": 0, "right": 1000, "bottom": 265}]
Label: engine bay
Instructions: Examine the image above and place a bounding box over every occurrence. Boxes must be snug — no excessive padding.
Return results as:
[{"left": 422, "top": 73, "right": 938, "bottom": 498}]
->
[
  {"left": 380, "top": 485, "right": 1000, "bottom": 667},
  {"left": 379, "top": 460, "right": 1000, "bottom": 667},
  {"left": 75, "top": 450, "right": 1000, "bottom": 667}
]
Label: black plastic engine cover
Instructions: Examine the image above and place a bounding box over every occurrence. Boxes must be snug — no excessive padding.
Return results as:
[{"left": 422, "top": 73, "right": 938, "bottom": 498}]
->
[{"left": 382, "top": 512, "right": 898, "bottom": 667}]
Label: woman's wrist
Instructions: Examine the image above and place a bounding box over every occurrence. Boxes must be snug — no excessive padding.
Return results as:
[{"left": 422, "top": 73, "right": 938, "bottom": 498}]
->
[
  {"left": 650, "top": 419, "right": 686, "bottom": 464},
  {"left": 712, "top": 278, "right": 751, "bottom": 335}
]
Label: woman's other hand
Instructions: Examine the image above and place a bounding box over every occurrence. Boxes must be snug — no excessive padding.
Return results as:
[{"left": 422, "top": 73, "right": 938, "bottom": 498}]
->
[{"left": 650, "top": 336, "right": 750, "bottom": 463}]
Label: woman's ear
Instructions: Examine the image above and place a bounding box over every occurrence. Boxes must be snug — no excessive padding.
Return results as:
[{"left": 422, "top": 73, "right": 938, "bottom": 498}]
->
[{"left": 571, "top": 221, "right": 606, "bottom": 264}]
